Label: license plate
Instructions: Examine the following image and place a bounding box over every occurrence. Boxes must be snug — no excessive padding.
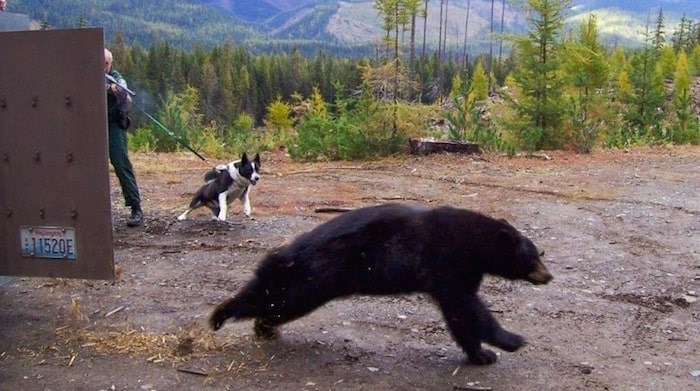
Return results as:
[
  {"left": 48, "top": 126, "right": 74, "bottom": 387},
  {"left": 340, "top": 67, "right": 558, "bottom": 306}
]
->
[{"left": 20, "top": 226, "right": 77, "bottom": 260}]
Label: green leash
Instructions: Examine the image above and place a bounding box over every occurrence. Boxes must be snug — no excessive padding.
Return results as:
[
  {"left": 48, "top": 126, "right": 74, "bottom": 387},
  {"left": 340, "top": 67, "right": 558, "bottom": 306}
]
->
[
  {"left": 106, "top": 74, "right": 206, "bottom": 161},
  {"left": 131, "top": 100, "right": 207, "bottom": 162}
]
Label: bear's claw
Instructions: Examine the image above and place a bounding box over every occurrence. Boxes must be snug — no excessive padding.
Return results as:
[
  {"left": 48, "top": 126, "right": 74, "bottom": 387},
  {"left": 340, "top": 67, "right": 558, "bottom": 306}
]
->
[{"left": 209, "top": 314, "right": 225, "bottom": 331}]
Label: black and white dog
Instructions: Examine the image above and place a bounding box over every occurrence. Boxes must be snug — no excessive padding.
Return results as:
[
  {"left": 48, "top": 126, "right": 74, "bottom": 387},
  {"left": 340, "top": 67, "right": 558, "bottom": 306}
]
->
[{"left": 178, "top": 153, "right": 261, "bottom": 221}]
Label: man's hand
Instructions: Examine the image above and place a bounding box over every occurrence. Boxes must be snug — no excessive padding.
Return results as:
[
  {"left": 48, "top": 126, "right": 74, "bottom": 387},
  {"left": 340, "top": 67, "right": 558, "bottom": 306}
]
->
[{"left": 0, "top": 0, "right": 7, "bottom": 12}]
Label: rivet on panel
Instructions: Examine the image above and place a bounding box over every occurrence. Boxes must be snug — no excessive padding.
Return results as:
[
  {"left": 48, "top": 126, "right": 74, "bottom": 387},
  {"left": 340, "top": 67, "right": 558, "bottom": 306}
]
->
[
  {"left": 67, "top": 152, "right": 74, "bottom": 162},
  {"left": 2, "top": 153, "right": 8, "bottom": 162},
  {"left": 65, "top": 95, "right": 72, "bottom": 106},
  {"left": 6, "top": 208, "right": 12, "bottom": 217},
  {"left": 39, "top": 208, "right": 45, "bottom": 219},
  {"left": 70, "top": 208, "right": 78, "bottom": 219},
  {"left": 0, "top": 98, "right": 6, "bottom": 109},
  {"left": 34, "top": 150, "right": 41, "bottom": 162},
  {"left": 31, "top": 97, "right": 38, "bottom": 108}
]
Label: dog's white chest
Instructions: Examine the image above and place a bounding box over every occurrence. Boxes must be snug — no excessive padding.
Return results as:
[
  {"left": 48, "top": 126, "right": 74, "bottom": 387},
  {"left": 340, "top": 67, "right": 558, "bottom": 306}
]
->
[{"left": 224, "top": 180, "right": 249, "bottom": 202}]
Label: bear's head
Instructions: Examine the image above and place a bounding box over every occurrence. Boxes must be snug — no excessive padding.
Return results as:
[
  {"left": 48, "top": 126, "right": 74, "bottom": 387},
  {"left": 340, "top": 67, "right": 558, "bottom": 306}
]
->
[{"left": 488, "top": 222, "right": 553, "bottom": 285}]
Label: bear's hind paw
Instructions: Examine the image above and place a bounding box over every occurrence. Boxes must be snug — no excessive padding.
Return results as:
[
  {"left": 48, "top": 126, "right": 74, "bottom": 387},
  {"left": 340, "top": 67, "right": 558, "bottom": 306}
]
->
[
  {"left": 492, "top": 331, "right": 525, "bottom": 352},
  {"left": 466, "top": 348, "right": 498, "bottom": 365}
]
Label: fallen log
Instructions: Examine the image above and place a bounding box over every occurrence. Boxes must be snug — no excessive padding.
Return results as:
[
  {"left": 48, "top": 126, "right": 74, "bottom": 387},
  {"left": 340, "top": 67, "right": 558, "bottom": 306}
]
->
[{"left": 409, "top": 138, "right": 481, "bottom": 155}]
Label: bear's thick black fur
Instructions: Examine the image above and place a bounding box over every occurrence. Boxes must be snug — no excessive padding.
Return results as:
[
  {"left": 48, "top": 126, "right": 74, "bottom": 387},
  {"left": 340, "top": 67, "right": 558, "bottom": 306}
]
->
[{"left": 209, "top": 203, "right": 552, "bottom": 365}]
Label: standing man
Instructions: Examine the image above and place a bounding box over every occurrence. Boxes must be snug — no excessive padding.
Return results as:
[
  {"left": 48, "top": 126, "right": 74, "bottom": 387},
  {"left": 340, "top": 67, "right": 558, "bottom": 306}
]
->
[{"left": 105, "top": 48, "right": 143, "bottom": 227}]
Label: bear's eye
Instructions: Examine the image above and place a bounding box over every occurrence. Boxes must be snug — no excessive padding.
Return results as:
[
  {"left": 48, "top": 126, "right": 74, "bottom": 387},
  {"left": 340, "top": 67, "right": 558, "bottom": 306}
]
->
[{"left": 539, "top": 250, "right": 545, "bottom": 257}]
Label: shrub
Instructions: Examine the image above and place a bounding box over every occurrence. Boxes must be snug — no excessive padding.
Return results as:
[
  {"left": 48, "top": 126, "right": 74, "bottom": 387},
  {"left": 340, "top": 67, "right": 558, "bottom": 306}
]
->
[{"left": 128, "top": 127, "right": 156, "bottom": 153}]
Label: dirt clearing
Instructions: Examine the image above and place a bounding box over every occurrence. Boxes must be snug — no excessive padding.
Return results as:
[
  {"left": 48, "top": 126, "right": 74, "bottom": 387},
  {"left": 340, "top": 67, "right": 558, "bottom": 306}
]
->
[{"left": 1, "top": 146, "right": 699, "bottom": 390}]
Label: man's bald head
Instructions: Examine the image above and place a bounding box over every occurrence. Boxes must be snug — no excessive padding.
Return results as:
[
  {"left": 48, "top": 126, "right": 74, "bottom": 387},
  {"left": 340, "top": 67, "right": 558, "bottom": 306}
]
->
[{"left": 104, "top": 48, "right": 113, "bottom": 73}]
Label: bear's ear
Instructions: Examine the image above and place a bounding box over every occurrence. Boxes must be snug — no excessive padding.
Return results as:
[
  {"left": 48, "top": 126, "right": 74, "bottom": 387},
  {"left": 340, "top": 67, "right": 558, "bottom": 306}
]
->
[{"left": 496, "top": 229, "right": 518, "bottom": 247}]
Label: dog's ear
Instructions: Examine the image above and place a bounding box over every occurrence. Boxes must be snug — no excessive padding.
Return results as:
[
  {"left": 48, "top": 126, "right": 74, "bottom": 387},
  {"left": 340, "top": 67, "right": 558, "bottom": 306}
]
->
[
  {"left": 254, "top": 153, "right": 261, "bottom": 167},
  {"left": 241, "top": 152, "right": 249, "bottom": 164}
]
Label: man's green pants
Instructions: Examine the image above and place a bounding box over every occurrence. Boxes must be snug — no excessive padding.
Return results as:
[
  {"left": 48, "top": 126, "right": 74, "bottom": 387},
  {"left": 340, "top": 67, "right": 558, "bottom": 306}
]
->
[{"left": 108, "top": 122, "right": 141, "bottom": 208}]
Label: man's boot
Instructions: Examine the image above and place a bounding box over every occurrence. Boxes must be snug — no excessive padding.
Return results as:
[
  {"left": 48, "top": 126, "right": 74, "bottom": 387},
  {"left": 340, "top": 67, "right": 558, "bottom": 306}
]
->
[{"left": 127, "top": 205, "right": 143, "bottom": 227}]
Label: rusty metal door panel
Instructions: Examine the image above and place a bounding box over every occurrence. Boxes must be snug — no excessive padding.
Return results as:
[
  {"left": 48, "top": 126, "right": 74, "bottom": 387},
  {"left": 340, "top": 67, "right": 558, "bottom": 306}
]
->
[{"left": 0, "top": 28, "right": 114, "bottom": 280}]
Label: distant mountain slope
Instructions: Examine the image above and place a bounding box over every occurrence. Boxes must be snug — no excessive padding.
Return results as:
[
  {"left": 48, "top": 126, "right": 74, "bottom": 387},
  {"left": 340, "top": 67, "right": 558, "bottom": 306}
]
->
[
  {"left": 204, "top": 0, "right": 323, "bottom": 22},
  {"left": 573, "top": 0, "right": 698, "bottom": 15},
  {"left": 4, "top": 0, "right": 699, "bottom": 51},
  {"left": 7, "top": 0, "right": 262, "bottom": 47}
]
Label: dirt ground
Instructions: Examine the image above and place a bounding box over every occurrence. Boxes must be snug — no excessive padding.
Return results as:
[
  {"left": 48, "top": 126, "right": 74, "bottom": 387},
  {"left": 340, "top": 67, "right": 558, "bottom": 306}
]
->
[{"left": 1, "top": 146, "right": 699, "bottom": 391}]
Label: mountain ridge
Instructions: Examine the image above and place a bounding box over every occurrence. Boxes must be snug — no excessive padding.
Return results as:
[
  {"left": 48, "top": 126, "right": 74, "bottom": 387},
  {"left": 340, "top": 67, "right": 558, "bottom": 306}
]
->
[{"left": 3, "top": 0, "right": 698, "bottom": 52}]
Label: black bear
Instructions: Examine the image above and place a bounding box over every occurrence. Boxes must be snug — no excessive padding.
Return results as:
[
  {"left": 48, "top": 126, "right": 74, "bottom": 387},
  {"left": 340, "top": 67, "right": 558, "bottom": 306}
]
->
[{"left": 209, "top": 203, "right": 553, "bottom": 365}]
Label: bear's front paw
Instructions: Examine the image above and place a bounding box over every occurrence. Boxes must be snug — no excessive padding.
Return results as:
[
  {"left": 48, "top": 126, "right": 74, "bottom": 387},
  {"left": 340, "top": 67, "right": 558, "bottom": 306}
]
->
[
  {"left": 209, "top": 313, "right": 226, "bottom": 331},
  {"left": 467, "top": 348, "right": 498, "bottom": 365},
  {"left": 493, "top": 330, "right": 525, "bottom": 352},
  {"left": 254, "top": 319, "right": 279, "bottom": 340}
]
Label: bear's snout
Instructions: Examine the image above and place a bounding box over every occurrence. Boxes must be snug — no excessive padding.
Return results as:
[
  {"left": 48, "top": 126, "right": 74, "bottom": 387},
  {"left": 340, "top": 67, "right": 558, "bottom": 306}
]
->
[{"left": 526, "top": 261, "right": 553, "bottom": 285}]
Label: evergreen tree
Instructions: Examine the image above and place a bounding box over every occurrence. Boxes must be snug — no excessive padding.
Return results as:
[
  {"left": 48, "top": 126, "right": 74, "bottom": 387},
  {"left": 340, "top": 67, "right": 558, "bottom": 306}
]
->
[
  {"left": 689, "top": 44, "right": 700, "bottom": 76},
  {"left": 498, "top": 0, "right": 506, "bottom": 64},
  {"left": 253, "top": 56, "right": 274, "bottom": 124},
  {"left": 470, "top": 61, "right": 489, "bottom": 102},
  {"left": 462, "top": 0, "right": 472, "bottom": 66},
  {"left": 609, "top": 45, "right": 627, "bottom": 80},
  {"left": 236, "top": 65, "right": 254, "bottom": 117},
  {"left": 449, "top": 73, "right": 464, "bottom": 98},
  {"left": 109, "top": 32, "right": 130, "bottom": 74},
  {"left": 76, "top": 14, "right": 87, "bottom": 28},
  {"left": 265, "top": 96, "right": 293, "bottom": 132},
  {"left": 420, "top": 0, "right": 429, "bottom": 88},
  {"left": 509, "top": 0, "right": 572, "bottom": 151},
  {"left": 375, "top": 0, "right": 398, "bottom": 61},
  {"left": 146, "top": 40, "right": 173, "bottom": 101},
  {"left": 651, "top": 8, "right": 665, "bottom": 57},
  {"left": 672, "top": 14, "right": 693, "bottom": 54},
  {"left": 617, "top": 70, "right": 632, "bottom": 98},
  {"left": 405, "top": 0, "right": 422, "bottom": 99},
  {"left": 488, "top": 0, "right": 495, "bottom": 91},
  {"left": 561, "top": 14, "right": 609, "bottom": 152},
  {"left": 621, "top": 42, "right": 666, "bottom": 138},
  {"left": 200, "top": 59, "right": 218, "bottom": 122},
  {"left": 656, "top": 45, "right": 676, "bottom": 80},
  {"left": 216, "top": 42, "right": 237, "bottom": 125},
  {"left": 673, "top": 50, "right": 693, "bottom": 140}
]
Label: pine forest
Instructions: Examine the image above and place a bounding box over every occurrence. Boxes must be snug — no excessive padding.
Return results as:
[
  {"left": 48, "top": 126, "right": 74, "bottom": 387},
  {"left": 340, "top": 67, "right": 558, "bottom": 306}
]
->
[{"left": 95, "top": 0, "right": 700, "bottom": 160}]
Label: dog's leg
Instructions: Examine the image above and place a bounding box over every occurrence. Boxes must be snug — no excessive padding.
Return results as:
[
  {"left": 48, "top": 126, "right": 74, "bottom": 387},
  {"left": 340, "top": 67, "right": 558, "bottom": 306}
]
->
[
  {"left": 178, "top": 197, "right": 202, "bottom": 221},
  {"left": 177, "top": 209, "right": 191, "bottom": 221},
  {"left": 217, "top": 192, "right": 228, "bottom": 221},
  {"left": 240, "top": 188, "right": 253, "bottom": 219}
]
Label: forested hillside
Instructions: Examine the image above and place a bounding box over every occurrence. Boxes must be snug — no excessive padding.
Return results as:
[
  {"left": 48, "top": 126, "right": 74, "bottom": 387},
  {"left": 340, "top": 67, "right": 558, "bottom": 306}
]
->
[
  {"left": 7, "top": 0, "right": 260, "bottom": 48},
  {"left": 3, "top": 0, "right": 699, "bottom": 160},
  {"left": 99, "top": 1, "right": 700, "bottom": 163}
]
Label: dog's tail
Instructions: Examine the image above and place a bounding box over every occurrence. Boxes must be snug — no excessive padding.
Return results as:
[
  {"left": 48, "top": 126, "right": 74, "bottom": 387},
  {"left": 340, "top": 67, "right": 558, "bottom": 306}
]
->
[
  {"left": 209, "top": 279, "right": 262, "bottom": 331},
  {"left": 204, "top": 164, "right": 229, "bottom": 182},
  {"left": 203, "top": 169, "right": 217, "bottom": 182}
]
